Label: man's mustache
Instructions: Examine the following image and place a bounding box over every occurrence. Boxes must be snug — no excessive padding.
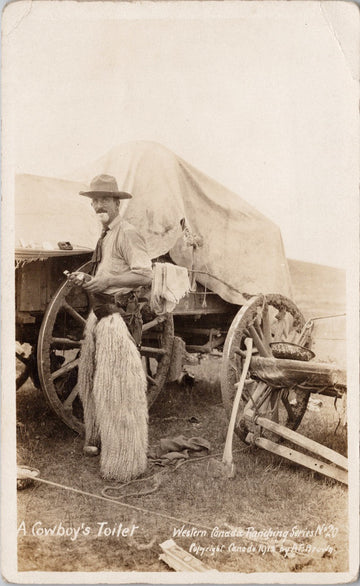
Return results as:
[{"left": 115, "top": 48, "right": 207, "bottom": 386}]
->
[{"left": 96, "top": 210, "right": 107, "bottom": 214}]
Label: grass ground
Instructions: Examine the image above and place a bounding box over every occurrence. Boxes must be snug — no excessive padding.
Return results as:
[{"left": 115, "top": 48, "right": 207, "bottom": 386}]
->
[{"left": 17, "top": 356, "right": 348, "bottom": 575}]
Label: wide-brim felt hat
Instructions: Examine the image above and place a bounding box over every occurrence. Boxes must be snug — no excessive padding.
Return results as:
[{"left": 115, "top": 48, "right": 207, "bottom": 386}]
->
[{"left": 79, "top": 174, "right": 132, "bottom": 199}]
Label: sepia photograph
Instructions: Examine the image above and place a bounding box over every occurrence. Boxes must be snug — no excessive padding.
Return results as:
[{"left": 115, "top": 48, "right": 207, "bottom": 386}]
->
[{"left": 1, "top": 0, "right": 359, "bottom": 583}]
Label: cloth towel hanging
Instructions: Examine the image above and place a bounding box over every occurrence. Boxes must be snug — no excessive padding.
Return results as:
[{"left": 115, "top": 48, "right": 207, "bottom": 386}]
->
[{"left": 150, "top": 262, "right": 191, "bottom": 314}]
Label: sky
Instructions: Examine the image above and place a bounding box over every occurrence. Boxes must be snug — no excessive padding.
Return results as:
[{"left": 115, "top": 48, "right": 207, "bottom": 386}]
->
[{"left": 2, "top": 0, "right": 359, "bottom": 268}]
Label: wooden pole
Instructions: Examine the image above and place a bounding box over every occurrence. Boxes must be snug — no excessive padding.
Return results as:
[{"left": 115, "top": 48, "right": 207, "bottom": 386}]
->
[
  {"left": 246, "top": 411, "right": 348, "bottom": 470},
  {"left": 248, "top": 435, "right": 348, "bottom": 485}
]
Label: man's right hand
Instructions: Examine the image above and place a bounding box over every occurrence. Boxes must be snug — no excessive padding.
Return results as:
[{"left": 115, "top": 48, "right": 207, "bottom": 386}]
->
[{"left": 67, "top": 272, "right": 92, "bottom": 287}]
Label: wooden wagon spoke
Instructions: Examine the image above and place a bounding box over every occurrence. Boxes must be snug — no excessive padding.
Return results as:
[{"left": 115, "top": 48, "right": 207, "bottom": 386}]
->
[
  {"left": 229, "top": 359, "right": 240, "bottom": 373},
  {"left": 145, "top": 356, "right": 152, "bottom": 376},
  {"left": 254, "top": 312, "right": 273, "bottom": 355},
  {"left": 261, "top": 304, "right": 272, "bottom": 347},
  {"left": 257, "top": 393, "right": 277, "bottom": 420},
  {"left": 253, "top": 320, "right": 265, "bottom": 341},
  {"left": 272, "top": 308, "right": 290, "bottom": 341},
  {"left": 242, "top": 381, "right": 268, "bottom": 414},
  {"left": 51, "top": 358, "right": 79, "bottom": 381},
  {"left": 286, "top": 328, "right": 299, "bottom": 344},
  {"left": 281, "top": 390, "right": 297, "bottom": 420},
  {"left": 62, "top": 301, "right": 87, "bottom": 327},
  {"left": 248, "top": 325, "right": 272, "bottom": 357},
  {"left": 269, "top": 391, "right": 281, "bottom": 423},
  {"left": 62, "top": 384, "right": 79, "bottom": 410},
  {"left": 146, "top": 374, "right": 157, "bottom": 385},
  {"left": 50, "top": 337, "right": 81, "bottom": 349},
  {"left": 140, "top": 346, "right": 166, "bottom": 356},
  {"left": 142, "top": 316, "right": 166, "bottom": 332}
]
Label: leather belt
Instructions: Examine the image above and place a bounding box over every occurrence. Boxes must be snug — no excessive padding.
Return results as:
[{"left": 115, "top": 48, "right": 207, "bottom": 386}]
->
[{"left": 91, "top": 291, "right": 133, "bottom": 308}]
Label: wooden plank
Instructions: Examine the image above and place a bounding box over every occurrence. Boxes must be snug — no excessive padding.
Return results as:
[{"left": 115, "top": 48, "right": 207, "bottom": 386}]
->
[
  {"left": 159, "top": 539, "right": 217, "bottom": 572},
  {"left": 249, "top": 435, "right": 348, "bottom": 485},
  {"left": 247, "top": 411, "right": 348, "bottom": 470},
  {"left": 18, "top": 261, "right": 44, "bottom": 312}
]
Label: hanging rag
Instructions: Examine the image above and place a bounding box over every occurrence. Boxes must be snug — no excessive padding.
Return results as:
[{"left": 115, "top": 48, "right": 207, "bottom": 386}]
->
[{"left": 150, "top": 262, "right": 191, "bottom": 314}]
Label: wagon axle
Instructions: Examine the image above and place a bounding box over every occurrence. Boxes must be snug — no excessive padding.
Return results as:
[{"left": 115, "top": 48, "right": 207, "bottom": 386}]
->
[{"left": 248, "top": 355, "right": 346, "bottom": 394}]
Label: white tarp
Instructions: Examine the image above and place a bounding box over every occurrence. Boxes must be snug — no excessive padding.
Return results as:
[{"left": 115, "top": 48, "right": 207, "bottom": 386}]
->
[
  {"left": 15, "top": 174, "right": 99, "bottom": 251},
  {"left": 16, "top": 141, "right": 293, "bottom": 304}
]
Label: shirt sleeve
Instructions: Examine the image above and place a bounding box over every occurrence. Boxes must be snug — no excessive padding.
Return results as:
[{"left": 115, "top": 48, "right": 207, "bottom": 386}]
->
[{"left": 120, "top": 228, "right": 153, "bottom": 279}]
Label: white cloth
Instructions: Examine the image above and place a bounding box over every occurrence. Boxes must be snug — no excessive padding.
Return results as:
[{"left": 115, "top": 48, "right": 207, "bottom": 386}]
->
[{"left": 150, "top": 262, "right": 191, "bottom": 314}]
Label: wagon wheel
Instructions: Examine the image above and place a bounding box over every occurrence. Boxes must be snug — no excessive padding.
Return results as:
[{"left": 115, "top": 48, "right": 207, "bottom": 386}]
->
[
  {"left": 37, "top": 262, "right": 174, "bottom": 434},
  {"left": 221, "top": 294, "right": 311, "bottom": 441}
]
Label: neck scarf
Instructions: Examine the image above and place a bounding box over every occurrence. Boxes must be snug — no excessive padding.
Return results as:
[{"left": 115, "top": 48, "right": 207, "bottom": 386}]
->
[{"left": 90, "top": 227, "right": 109, "bottom": 276}]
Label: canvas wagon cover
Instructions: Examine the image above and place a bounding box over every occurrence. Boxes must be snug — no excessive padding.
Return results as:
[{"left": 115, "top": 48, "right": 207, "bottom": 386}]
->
[
  {"left": 16, "top": 141, "right": 292, "bottom": 304},
  {"left": 15, "top": 175, "right": 99, "bottom": 252}
]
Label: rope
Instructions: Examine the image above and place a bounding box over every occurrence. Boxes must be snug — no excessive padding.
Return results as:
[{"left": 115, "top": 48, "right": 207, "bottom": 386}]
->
[
  {"left": 101, "top": 448, "right": 250, "bottom": 499},
  {"left": 26, "top": 474, "right": 216, "bottom": 533},
  {"left": 308, "top": 313, "right": 346, "bottom": 321},
  {"left": 101, "top": 471, "right": 165, "bottom": 499},
  {"left": 188, "top": 269, "right": 248, "bottom": 297},
  {"left": 18, "top": 448, "right": 249, "bottom": 533}
]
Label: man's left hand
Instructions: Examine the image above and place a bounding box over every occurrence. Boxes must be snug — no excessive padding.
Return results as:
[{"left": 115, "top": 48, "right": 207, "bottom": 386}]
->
[{"left": 83, "top": 276, "right": 110, "bottom": 293}]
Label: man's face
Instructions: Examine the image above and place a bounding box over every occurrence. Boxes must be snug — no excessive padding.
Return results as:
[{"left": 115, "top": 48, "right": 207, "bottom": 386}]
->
[{"left": 91, "top": 196, "right": 119, "bottom": 226}]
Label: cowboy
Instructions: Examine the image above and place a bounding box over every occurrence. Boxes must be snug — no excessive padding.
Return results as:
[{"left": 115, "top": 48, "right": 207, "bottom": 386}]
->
[{"left": 71, "top": 174, "right": 152, "bottom": 482}]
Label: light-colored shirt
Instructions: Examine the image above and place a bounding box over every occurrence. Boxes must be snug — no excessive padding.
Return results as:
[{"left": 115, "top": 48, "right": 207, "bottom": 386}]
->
[{"left": 96, "top": 215, "right": 152, "bottom": 295}]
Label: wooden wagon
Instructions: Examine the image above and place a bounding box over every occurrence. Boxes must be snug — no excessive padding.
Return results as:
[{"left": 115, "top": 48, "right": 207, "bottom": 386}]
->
[
  {"left": 15, "top": 142, "right": 347, "bottom": 485},
  {"left": 16, "top": 253, "right": 347, "bottom": 484}
]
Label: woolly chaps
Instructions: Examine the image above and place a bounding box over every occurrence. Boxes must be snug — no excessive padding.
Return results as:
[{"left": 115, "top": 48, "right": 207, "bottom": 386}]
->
[{"left": 78, "top": 311, "right": 148, "bottom": 482}]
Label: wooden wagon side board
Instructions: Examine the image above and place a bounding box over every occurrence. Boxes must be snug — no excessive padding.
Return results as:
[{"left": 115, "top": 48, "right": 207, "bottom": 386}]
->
[{"left": 15, "top": 251, "right": 92, "bottom": 315}]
